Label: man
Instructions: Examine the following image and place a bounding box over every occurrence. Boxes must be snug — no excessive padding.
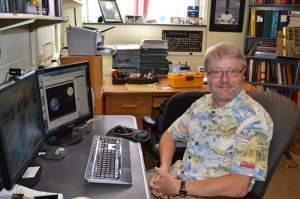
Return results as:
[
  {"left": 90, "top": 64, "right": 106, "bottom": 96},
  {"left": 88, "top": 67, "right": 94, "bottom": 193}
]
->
[{"left": 149, "top": 42, "right": 273, "bottom": 198}]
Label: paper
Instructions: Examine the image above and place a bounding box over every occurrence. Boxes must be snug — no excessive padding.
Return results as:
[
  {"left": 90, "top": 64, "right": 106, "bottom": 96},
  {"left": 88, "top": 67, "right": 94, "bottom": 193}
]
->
[
  {"left": 0, "top": 184, "right": 63, "bottom": 199},
  {"left": 22, "top": 166, "right": 40, "bottom": 179}
]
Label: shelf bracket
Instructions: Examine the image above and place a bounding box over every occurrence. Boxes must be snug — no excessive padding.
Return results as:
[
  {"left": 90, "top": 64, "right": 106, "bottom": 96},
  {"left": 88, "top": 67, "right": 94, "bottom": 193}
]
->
[{"left": 0, "top": 19, "right": 35, "bottom": 32}]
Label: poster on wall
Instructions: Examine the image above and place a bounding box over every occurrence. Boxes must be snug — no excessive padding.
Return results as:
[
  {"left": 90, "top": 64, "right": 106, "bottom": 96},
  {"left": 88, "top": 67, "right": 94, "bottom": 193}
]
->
[{"left": 209, "top": 0, "right": 245, "bottom": 32}]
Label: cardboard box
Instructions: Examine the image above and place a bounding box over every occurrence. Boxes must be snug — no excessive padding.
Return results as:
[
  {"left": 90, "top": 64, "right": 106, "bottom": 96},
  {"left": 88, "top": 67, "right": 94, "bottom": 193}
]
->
[{"left": 168, "top": 72, "right": 204, "bottom": 88}]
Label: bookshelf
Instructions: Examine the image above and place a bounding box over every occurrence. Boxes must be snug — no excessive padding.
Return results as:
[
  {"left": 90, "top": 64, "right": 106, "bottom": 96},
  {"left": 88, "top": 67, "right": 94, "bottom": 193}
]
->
[
  {"left": 0, "top": 13, "right": 65, "bottom": 31},
  {"left": 0, "top": 0, "right": 66, "bottom": 31},
  {"left": 245, "top": 1, "right": 300, "bottom": 105}
]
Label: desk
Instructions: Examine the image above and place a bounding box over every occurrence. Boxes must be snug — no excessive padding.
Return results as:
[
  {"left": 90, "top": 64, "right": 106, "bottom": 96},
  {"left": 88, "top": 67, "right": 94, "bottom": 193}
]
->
[
  {"left": 34, "top": 116, "right": 150, "bottom": 199},
  {"left": 103, "top": 75, "right": 258, "bottom": 128}
]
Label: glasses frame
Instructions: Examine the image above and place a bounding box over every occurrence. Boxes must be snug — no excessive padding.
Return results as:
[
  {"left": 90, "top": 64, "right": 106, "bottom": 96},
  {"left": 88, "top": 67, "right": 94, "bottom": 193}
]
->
[{"left": 206, "top": 67, "right": 245, "bottom": 78}]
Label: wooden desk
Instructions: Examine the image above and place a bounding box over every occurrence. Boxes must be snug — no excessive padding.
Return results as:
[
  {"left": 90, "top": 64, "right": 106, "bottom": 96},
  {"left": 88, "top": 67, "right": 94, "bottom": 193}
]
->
[{"left": 102, "top": 75, "right": 258, "bottom": 128}]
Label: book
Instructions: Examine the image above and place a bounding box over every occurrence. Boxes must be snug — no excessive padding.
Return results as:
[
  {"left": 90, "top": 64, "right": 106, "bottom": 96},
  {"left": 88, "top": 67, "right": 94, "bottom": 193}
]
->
[
  {"left": 54, "top": 0, "right": 62, "bottom": 17},
  {"left": 256, "top": 10, "right": 265, "bottom": 37},
  {"left": 249, "top": 59, "right": 254, "bottom": 82},
  {"left": 276, "top": 63, "right": 282, "bottom": 84},
  {"left": 270, "top": 11, "right": 279, "bottom": 38},
  {"left": 260, "top": 61, "right": 266, "bottom": 83},
  {"left": 250, "top": 8, "right": 257, "bottom": 37},
  {"left": 263, "top": 10, "right": 273, "bottom": 38},
  {"left": 278, "top": 10, "right": 289, "bottom": 31},
  {"left": 285, "top": 63, "right": 293, "bottom": 85}
]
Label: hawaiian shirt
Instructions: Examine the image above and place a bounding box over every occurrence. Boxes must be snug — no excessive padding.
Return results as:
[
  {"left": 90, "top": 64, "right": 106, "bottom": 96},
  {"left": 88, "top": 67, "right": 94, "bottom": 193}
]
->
[{"left": 168, "top": 89, "right": 273, "bottom": 186}]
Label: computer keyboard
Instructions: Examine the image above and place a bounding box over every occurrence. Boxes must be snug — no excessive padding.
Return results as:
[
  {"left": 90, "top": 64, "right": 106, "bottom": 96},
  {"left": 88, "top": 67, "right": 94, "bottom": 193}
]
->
[{"left": 84, "top": 135, "right": 132, "bottom": 185}]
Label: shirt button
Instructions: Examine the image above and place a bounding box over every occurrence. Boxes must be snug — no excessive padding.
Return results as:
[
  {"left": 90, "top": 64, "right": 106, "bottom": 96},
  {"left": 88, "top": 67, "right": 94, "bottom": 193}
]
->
[{"left": 196, "top": 142, "right": 199, "bottom": 145}]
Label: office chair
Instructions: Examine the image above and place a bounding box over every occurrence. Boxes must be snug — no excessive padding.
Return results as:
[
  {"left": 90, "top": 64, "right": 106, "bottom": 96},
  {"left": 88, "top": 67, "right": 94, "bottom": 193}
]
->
[
  {"left": 144, "top": 91, "right": 299, "bottom": 198},
  {"left": 247, "top": 91, "right": 300, "bottom": 198},
  {"left": 143, "top": 91, "right": 206, "bottom": 165}
]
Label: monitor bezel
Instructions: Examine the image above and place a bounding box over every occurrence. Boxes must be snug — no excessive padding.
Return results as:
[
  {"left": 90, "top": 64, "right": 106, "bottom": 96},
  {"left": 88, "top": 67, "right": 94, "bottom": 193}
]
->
[
  {"left": 36, "top": 61, "right": 94, "bottom": 140},
  {"left": 0, "top": 71, "right": 45, "bottom": 190}
]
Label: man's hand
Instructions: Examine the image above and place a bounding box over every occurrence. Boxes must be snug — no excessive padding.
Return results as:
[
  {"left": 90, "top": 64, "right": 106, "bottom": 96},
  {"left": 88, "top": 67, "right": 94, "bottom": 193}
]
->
[{"left": 149, "top": 167, "right": 180, "bottom": 197}]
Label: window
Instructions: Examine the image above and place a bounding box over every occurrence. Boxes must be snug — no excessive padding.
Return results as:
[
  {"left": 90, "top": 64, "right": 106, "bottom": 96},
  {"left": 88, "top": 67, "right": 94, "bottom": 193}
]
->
[{"left": 84, "top": 0, "right": 207, "bottom": 24}]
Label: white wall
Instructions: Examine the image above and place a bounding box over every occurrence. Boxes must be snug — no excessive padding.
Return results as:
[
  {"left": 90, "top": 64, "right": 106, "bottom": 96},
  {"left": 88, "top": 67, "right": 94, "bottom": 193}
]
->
[
  {"left": 0, "top": 25, "right": 57, "bottom": 83},
  {"left": 81, "top": 0, "right": 249, "bottom": 71},
  {"left": 0, "top": 28, "right": 32, "bottom": 82}
]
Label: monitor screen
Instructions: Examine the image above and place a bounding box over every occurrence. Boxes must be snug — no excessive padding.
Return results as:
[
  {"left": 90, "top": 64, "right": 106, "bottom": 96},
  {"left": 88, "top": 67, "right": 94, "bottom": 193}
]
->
[
  {"left": 0, "top": 71, "right": 45, "bottom": 190},
  {"left": 37, "top": 62, "right": 93, "bottom": 146}
]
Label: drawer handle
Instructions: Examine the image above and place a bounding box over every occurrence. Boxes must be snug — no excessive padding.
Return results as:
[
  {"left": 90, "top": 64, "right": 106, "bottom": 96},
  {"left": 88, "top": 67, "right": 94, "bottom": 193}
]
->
[{"left": 122, "top": 104, "right": 138, "bottom": 108}]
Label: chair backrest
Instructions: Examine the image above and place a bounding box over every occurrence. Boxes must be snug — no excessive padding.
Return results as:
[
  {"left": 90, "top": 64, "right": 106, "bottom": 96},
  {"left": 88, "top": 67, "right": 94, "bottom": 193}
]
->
[
  {"left": 249, "top": 92, "right": 300, "bottom": 198},
  {"left": 156, "top": 91, "right": 206, "bottom": 140}
]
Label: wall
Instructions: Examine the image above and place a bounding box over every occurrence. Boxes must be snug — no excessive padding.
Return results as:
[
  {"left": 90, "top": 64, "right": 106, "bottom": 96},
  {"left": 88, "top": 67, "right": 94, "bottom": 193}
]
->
[
  {"left": 0, "top": 25, "right": 57, "bottom": 83},
  {"left": 0, "top": 28, "right": 32, "bottom": 82},
  {"left": 81, "top": 0, "right": 249, "bottom": 71}
]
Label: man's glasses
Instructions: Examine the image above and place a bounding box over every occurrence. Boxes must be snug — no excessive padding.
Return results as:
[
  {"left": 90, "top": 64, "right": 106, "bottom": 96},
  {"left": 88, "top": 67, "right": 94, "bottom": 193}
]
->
[{"left": 206, "top": 67, "right": 245, "bottom": 78}]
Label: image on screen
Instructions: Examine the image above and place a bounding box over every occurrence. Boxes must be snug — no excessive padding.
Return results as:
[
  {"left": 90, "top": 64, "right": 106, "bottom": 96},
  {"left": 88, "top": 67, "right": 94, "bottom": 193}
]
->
[
  {"left": 0, "top": 71, "right": 44, "bottom": 190},
  {"left": 37, "top": 62, "right": 93, "bottom": 146}
]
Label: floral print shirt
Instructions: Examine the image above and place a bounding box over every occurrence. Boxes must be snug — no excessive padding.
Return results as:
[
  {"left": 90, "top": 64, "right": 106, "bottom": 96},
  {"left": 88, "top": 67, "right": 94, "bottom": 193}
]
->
[{"left": 168, "top": 90, "right": 273, "bottom": 186}]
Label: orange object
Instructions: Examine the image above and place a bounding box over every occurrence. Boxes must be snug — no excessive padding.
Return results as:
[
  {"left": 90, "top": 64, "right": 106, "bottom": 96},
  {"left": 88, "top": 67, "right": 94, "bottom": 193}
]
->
[{"left": 167, "top": 72, "right": 204, "bottom": 88}]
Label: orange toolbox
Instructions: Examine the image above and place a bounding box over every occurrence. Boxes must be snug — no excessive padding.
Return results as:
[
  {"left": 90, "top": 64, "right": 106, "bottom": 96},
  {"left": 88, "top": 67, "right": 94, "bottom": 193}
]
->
[{"left": 167, "top": 72, "right": 204, "bottom": 88}]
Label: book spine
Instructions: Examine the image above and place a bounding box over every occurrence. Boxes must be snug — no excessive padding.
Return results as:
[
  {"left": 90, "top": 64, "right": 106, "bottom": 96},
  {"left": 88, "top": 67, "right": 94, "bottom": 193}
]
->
[{"left": 250, "top": 8, "right": 256, "bottom": 37}]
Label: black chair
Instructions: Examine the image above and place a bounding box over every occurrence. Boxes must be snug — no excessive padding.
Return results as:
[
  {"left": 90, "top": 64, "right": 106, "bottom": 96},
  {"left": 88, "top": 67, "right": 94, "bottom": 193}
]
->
[
  {"left": 247, "top": 92, "right": 300, "bottom": 198},
  {"left": 144, "top": 91, "right": 300, "bottom": 198},
  {"left": 143, "top": 91, "right": 206, "bottom": 164}
]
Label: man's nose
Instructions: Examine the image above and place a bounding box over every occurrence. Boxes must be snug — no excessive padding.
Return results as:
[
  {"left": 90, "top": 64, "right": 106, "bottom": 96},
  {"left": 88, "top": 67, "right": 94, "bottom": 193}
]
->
[{"left": 220, "top": 71, "right": 230, "bottom": 81}]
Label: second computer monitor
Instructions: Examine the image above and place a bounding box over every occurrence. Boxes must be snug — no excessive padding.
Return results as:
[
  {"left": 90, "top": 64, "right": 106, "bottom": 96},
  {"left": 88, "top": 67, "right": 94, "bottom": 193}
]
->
[
  {"left": 0, "top": 71, "right": 45, "bottom": 190},
  {"left": 37, "top": 62, "right": 93, "bottom": 146}
]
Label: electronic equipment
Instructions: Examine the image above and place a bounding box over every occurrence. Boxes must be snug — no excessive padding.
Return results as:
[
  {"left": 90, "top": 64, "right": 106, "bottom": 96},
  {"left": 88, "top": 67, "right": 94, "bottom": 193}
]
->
[
  {"left": 84, "top": 135, "right": 132, "bottom": 185},
  {"left": 36, "top": 62, "right": 93, "bottom": 146},
  {"left": 67, "top": 26, "right": 115, "bottom": 55},
  {"left": 0, "top": 71, "right": 45, "bottom": 190}
]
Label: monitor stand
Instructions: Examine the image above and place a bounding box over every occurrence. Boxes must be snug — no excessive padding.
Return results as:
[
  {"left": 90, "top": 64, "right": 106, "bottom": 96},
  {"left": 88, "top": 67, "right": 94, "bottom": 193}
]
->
[
  {"left": 17, "top": 162, "right": 42, "bottom": 188},
  {"left": 47, "top": 126, "right": 83, "bottom": 147}
]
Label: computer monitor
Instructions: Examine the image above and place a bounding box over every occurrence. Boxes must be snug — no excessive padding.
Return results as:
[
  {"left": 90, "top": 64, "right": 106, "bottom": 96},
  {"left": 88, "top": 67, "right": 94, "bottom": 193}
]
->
[
  {"left": 36, "top": 62, "right": 93, "bottom": 146},
  {"left": 0, "top": 71, "right": 45, "bottom": 190}
]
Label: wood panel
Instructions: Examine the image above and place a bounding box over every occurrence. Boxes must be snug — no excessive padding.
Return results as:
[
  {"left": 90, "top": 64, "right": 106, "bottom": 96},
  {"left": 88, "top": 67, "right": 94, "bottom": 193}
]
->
[{"left": 60, "top": 55, "right": 103, "bottom": 115}]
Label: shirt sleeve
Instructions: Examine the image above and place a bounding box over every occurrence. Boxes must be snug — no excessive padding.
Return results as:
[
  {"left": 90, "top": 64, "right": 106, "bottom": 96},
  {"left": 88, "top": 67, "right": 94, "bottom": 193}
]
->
[
  {"left": 231, "top": 115, "right": 273, "bottom": 181},
  {"left": 167, "top": 105, "right": 194, "bottom": 143}
]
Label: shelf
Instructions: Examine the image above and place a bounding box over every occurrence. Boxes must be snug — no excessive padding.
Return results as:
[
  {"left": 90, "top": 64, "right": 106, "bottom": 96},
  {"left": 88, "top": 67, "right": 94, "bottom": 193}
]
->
[
  {"left": 247, "top": 55, "right": 300, "bottom": 62},
  {"left": 0, "top": 13, "right": 66, "bottom": 31},
  {"left": 249, "top": 4, "right": 300, "bottom": 11},
  {"left": 249, "top": 82, "right": 300, "bottom": 89}
]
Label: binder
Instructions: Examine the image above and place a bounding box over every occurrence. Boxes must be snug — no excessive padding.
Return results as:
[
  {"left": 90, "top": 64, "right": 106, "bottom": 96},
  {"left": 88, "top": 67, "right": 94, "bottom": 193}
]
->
[{"left": 263, "top": 10, "right": 273, "bottom": 38}]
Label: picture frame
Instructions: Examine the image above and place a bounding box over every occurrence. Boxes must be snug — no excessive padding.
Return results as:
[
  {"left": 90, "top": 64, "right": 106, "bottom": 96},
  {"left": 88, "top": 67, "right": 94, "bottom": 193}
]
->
[
  {"left": 209, "top": 0, "right": 245, "bottom": 32},
  {"left": 98, "top": 0, "right": 123, "bottom": 23}
]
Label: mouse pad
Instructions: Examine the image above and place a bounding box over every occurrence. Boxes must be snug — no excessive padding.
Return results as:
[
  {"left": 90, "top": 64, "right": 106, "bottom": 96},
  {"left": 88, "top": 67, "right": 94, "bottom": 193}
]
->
[{"left": 106, "top": 125, "right": 150, "bottom": 143}]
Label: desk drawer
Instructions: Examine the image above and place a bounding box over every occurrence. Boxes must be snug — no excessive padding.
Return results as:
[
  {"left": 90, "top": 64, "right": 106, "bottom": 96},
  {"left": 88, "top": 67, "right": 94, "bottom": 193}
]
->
[{"left": 107, "top": 95, "right": 152, "bottom": 115}]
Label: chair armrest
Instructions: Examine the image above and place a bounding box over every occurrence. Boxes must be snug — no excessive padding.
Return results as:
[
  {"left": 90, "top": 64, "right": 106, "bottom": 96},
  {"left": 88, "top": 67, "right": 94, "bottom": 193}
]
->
[{"left": 143, "top": 116, "right": 156, "bottom": 130}]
